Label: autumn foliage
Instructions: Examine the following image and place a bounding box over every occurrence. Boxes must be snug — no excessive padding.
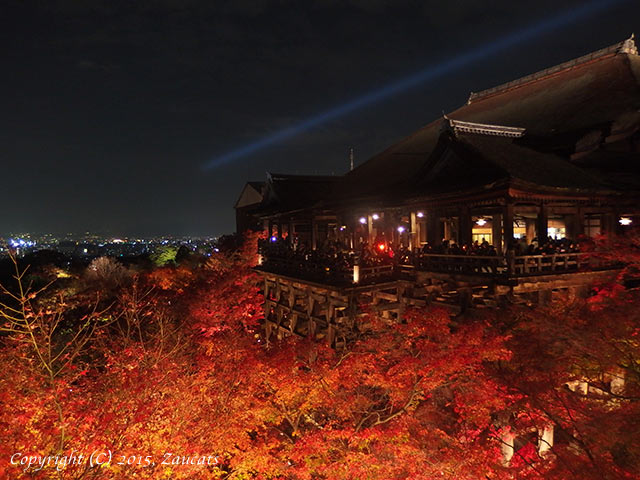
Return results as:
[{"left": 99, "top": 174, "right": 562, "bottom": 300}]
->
[{"left": 1, "top": 232, "right": 639, "bottom": 479}]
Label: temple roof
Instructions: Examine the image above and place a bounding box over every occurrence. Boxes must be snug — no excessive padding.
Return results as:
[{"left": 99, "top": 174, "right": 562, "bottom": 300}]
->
[
  {"left": 343, "top": 36, "right": 640, "bottom": 200},
  {"left": 413, "top": 130, "right": 606, "bottom": 195},
  {"left": 255, "top": 173, "right": 342, "bottom": 216},
  {"left": 234, "top": 181, "right": 265, "bottom": 209}
]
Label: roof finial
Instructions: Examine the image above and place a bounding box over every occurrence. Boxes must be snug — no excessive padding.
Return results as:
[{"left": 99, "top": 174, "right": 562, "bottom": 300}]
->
[{"left": 620, "top": 33, "right": 638, "bottom": 55}]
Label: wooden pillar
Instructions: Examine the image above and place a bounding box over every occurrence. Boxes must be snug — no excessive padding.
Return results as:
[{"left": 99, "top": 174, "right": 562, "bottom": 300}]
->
[
  {"left": 459, "top": 207, "right": 472, "bottom": 246},
  {"left": 538, "top": 289, "right": 552, "bottom": 306},
  {"left": 410, "top": 212, "right": 417, "bottom": 250},
  {"left": 574, "top": 207, "right": 584, "bottom": 239},
  {"left": 525, "top": 219, "right": 536, "bottom": 244},
  {"left": 307, "top": 293, "right": 316, "bottom": 339},
  {"left": 492, "top": 213, "right": 503, "bottom": 254},
  {"left": 503, "top": 204, "right": 514, "bottom": 251},
  {"left": 311, "top": 217, "right": 318, "bottom": 250},
  {"left": 612, "top": 209, "right": 621, "bottom": 236},
  {"left": 537, "top": 204, "right": 548, "bottom": 242},
  {"left": 427, "top": 212, "right": 439, "bottom": 245},
  {"left": 600, "top": 212, "right": 615, "bottom": 237},
  {"left": 288, "top": 219, "right": 294, "bottom": 242},
  {"left": 385, "top": 211, "right": 396, "bottom": 244},
  {"left": 349, "top": 217, "right": 356, "bottom": 249},
  {"left": 443, "top": 218, "right": 452, "bottom": 242}
]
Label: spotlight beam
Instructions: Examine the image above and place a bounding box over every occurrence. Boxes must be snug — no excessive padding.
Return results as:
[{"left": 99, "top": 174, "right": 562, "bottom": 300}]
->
[{"left": 203, "top": 0, "right": 629, "bottom": 170}]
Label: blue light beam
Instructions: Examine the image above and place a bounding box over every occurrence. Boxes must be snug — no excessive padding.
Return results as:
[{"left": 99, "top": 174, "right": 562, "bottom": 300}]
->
[{"left": 203, "top": 0, "right": 629, "bottom": 170}]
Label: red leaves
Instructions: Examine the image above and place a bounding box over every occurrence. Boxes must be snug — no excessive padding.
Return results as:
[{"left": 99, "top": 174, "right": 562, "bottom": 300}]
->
[{"left": 4, "top": 232, "right": 640, "bottom": 479}]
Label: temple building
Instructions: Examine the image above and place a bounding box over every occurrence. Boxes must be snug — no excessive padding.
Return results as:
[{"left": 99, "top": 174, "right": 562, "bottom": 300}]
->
[{"left": 237, "top": 36, "right": 640, "bottom": 346}]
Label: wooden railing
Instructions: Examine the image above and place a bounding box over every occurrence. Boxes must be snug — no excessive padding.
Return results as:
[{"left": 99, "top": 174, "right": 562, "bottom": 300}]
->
[
  {"left": 358, "top": 264, "right": 395, "bottom": 283},
  {"left": 259, "top": 251, "right": 608, "bottom": 285},
  {"left": 259, "top": 254, "right": 396, "bottom": 285},
  {"left": 260, "top": 256, "right": 353, "bottom": 284},
  {"left": 509, "top": 252, "right": 593, "bottom": 275},
  {"left": 412, "top": 254, "right": 506, "bottom": 275}
]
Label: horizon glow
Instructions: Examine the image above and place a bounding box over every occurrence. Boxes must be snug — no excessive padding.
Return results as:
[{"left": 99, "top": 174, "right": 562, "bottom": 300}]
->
[{"left": 203, "top": 0, "right": 629, "bottom": 170}]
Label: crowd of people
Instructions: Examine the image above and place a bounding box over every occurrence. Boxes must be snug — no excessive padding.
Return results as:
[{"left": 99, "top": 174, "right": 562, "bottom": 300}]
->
[
  {"left": 512, "top": 236, "right": 581, "bottom": 256},
  {"left": 258, "top": 234, "right": 584, "bottom": 281},
  {"left": 259, "top": 237, "right": 356, "bottom": 281}
]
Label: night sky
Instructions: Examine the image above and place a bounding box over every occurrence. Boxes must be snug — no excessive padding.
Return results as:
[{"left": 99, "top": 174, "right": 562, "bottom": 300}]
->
[{"left": 3, "top": 0, "right": 640, "bottom": 237}]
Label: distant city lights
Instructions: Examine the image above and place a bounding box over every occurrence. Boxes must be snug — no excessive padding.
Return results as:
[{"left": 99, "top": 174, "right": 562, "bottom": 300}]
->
[
  {"left": 619, "top": 217, "right": 632, "bottom": 226},
  {"left": 372, "top": 213, "right": 380, "bottom": 220},
  {"left": 359, "top": 217, "right": 367, "bottom": 224},
  {"left": 416, "top": 212, "right": 424, "bottom": 218},
  {"left": 397, "top": 226, "right": 405, "bottom": 233},
  {"left": 8, "top": 238, "right": 34, "bottom": 248}
]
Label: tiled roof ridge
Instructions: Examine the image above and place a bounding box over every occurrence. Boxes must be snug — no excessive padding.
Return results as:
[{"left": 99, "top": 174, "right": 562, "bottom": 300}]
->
[{"left": 468, "top": 34, "right": 638, "bottom": 104}]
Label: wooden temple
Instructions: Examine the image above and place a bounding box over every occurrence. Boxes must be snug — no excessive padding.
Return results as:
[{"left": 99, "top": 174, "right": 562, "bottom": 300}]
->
[{"left": 236, "top": 36, "right": 640, "bottom": 347}]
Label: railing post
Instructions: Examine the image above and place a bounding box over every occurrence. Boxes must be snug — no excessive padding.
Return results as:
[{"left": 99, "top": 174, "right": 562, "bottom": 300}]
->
[{"left": 507, "top": 251, "right": 515, "bottom": 275}]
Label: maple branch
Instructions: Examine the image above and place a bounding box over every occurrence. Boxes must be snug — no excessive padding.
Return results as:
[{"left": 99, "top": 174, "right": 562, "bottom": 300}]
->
[{"left": 355, "top": 385, "right": 420, "bottom": 433}]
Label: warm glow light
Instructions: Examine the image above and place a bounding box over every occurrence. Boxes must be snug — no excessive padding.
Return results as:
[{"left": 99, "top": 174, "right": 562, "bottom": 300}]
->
[
  {"left": 339, "top": 225, "right": 347, "bottom": 231},
  {"left": 359, "top": 217, "right": 367, "bottom": 224},
  {"left": 378, "top": 243, "right": 386, "bottom": 251},
  {"left": 397, "top": 226, "right": 405, "bottom": 233},
  {"left": 372, "top": 213, "right": 380, "bottom": 220},
  {"left": 476, "top": 218, "right": 487, "bottom": 226},
  {"left": 416, "top": 212, "right": 424, "bottom": 218},
  {"left": 619, "top": 217, "right": 632, "bottom": 226}
]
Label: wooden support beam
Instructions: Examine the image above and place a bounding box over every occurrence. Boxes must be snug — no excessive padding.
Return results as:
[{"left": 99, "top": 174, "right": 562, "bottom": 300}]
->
[
  {"left": 537, "top": 204, "right": 548, "bottom": 241},
  {"left": 311, "top": 217, "right": 318, "bottom": 250},
  {"left": 427, "top": 211, "right": 440, "bottom": 245},
  {"left": 410, "top": 212, "right": 417, "bottom": 250},
  {"left": 492, "top": 213, "right": 503, "bottom": 254},
  {"left": 459, "top": 207, "right": 472, "bottom": 246},
  {"left": 503, "top": 204, "right": 514, "bottom": 250}
]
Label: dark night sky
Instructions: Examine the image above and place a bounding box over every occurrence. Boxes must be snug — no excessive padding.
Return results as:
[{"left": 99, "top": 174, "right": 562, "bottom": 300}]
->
[{"left": 2, "top": 0, "right": 640, "bottom": 237}]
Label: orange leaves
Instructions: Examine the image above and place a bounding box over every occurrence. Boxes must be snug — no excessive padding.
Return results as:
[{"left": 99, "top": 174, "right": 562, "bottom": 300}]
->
[
  {"left": 147, "top": 266, "right": 194, "bottom": 293},
  {"left": 4, "top": 232, "right": 639, "bottom": 479}
]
